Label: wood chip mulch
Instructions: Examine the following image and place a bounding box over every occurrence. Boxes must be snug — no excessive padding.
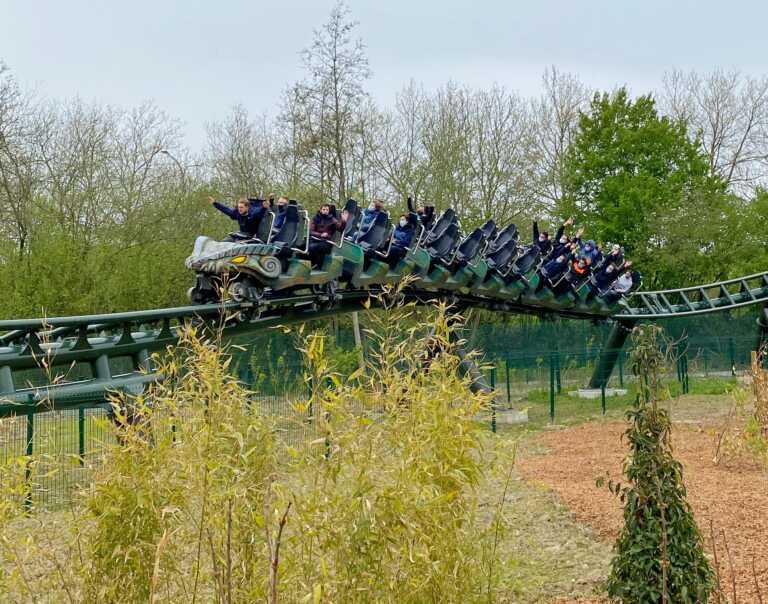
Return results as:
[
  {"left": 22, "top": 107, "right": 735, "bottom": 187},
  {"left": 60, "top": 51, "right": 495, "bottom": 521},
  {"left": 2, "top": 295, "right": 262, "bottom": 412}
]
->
[{"left": 517, "top": 420, "right": 768, "bottom": 602}]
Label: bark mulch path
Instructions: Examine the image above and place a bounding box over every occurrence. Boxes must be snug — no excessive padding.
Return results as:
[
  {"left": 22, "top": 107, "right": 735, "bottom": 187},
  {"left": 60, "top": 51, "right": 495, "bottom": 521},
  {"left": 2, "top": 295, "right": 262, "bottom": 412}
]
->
[{"left": 517, "top": 416, "right": 768, "bottom": 602}]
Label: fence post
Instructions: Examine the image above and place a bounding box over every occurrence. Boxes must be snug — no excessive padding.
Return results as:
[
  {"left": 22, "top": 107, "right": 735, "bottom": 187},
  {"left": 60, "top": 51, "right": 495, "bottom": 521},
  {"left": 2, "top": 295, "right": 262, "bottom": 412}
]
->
[
  {"left": 549, "top": 353, "right": 556, "bottom": 423},
  {"left": 505, "top": 359, "right": 511, "bottom": 404},
  {"left": 601, "top": 382, "right": 606, "bottom": 415},
  {"left": 308, "top": 374, "right": 314, "bottom": 424},
  {"left": 490, "top": 366, "right": 497, "bottom": 434},
  {"left": 78, "top": 407, "right": 85, "bottom": 466},
  {"left": 618, "top": 352, "right": 624, "bottom": 388},
  {"left": 555, "top": 351, "right": 562, "bottom": 394},
  {"left": 703, "top": 348, "right": 709, "bottom": 377},
  {"left": 25, "top": 394, "right": 34, "bottom": 512},
  {"left": 729, "top": 336, "right": 736, "bottom": 376}
]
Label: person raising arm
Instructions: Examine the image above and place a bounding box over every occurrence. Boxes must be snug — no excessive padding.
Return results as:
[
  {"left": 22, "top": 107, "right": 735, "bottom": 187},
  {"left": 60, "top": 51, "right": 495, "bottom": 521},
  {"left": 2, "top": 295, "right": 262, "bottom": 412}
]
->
[{"left": 208, "top": 196, "right": 267, "bottom": 240}]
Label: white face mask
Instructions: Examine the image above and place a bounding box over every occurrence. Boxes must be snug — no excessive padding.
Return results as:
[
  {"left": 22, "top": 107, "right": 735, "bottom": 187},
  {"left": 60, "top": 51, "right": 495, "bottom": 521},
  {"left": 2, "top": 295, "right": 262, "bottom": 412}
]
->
[
  {"left": 399, "top": 219, "right": 407, "bottom": 227},
  {"left": 368, "top": 203, "right": 376, "bottom": 211}
]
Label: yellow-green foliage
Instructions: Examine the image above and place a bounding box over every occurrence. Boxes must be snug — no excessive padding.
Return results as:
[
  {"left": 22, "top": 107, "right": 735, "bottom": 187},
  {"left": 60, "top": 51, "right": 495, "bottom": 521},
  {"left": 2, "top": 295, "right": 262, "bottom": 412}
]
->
[
  {"left": 1, "top": 299, "right": 506, "bottom": 603},
  {"left": 0, "top": 456, "right": 35, "bottom": 593},
  {"left": 83, "top": 327, "right": 278, "bottom": 603},
  {"left": 277, "top": 299, "right": 496, "bottom": 603},
  {"left": 745, "top": 351, "right": 768, "bottom": 464}
]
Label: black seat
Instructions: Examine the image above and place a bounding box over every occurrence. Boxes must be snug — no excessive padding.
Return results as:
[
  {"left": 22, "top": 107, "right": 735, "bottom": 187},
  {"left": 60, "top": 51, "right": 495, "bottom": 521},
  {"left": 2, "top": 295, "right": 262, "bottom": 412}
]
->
[
  {"left": 510, "top": 246, "right": 540, "bottom": 276},
  {"left": 480, "top": 220, "right": 497, "bottom": 241},
  {"left": 425, "top": 209, "right": 456, "bottom": 245},
  {"left": 487, "top": 223, "right": 518, "bottom": 253},
  {"left": 256, "top": 209, "right": 275, "bottom": 242},
  {"left": 356, "top": 211, "right": 389, "bottom": 253},
  {"left": 453, "top": 227, "right": 485, "bottom": 265},
  {"left": 426, "top": 223, "right": 459, "bottom": 260},
  {"left": 342, "top": 199, "right": 361, "bottom": 239},
  {"left": 270, "top": 205, "right": 300, "bottom": 252},
  {"left": 294, "top": 205, "right": 310, "bottom": 252},
  {"left": 485, "top": 240, "right": 518, "bottom": 273}
]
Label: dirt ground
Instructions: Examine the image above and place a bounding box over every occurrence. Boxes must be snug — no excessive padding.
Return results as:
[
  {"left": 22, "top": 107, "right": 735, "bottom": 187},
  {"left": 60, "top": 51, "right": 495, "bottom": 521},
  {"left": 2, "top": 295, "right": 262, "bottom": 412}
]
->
[{"left": 517, "top": 393, "right": 768, "bottom": 602}]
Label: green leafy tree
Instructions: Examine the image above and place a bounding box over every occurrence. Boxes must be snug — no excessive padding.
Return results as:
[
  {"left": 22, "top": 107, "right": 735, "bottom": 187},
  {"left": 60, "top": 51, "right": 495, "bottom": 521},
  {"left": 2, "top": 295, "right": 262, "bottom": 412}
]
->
[{"left": 559, "top": 89, "right": 726, "bottom": 287}]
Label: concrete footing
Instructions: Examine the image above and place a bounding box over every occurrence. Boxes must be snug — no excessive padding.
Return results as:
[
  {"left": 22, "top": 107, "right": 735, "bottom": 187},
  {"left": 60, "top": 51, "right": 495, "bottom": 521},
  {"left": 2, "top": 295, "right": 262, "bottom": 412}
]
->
[
  {"left": 572, "top": 388, "right": 627, "bottom": 399},
  {"left": 494, "top": 408, "right": 529, "bottom": 424}
]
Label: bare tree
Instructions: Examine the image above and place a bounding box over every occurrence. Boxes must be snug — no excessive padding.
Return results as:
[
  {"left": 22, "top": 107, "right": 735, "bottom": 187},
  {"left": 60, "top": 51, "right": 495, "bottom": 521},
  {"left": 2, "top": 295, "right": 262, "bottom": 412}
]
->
[
  {"left": 111, "top": 101, "right": 185, "bottom": 220},
  {"left": 0, "top": 63, "right": 39, "bottom": 254},
  {"left": 660, "top": 69, "right": 768, "bottom": 193},
  {"left": 420, "top": 82, "right": 473, "bottom": 213},
  {"left": 369, "top": 81, "right": 429, "bottom": 202},
  {"left": 528, "top": 66, "right": 590, "bottom": 211},
  {"left": 466, "top": 85, "right": 533, "bottom": 224},
  {"left": 207, "top": 104, "right": 276, "bottom": 198},
  {"left": 291, "top": 1, "right": 371, "bottom": 203}
]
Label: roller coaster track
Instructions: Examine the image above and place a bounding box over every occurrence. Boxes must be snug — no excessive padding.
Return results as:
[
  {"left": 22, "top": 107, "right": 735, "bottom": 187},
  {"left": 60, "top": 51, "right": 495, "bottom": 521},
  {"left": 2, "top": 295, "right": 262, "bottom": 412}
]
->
[{"left": 1, "top": 270, "right": 767, "bottom": 416}]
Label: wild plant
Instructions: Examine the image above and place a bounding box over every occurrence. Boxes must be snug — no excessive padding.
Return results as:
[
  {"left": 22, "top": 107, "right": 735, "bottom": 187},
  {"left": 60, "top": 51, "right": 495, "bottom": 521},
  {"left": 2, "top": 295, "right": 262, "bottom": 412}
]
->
[
  {"left": 604, "top": 324, "right": 715, "bottom": 603},
  {"left": 82, "top": 324, "right": 278, "bottom": 603},
  {"left": 276, "top": 294, "right": 502, "bottom": 603},
  {"left": 2, "top": 296, "right": 512, "bottom": 603}
]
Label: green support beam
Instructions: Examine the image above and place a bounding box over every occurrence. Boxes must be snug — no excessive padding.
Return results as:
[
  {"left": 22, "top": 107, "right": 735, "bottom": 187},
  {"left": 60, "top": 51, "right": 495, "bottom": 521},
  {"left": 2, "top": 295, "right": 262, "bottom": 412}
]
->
[
  {"left": 588, "top": 319, "right": 637, "bottom": 389},
  {"left": 758, "top": 303, "right": 768, "bottom": 348}
]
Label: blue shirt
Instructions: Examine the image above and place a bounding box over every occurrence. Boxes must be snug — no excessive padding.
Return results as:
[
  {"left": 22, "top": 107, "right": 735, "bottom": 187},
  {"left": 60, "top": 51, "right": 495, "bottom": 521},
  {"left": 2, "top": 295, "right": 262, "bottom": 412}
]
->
[
  {"left": 393, "top": 224, "right": 415, "bottom": 248},
  {"left": 359, "top": 208, "right": 381, "bottom": 232}
]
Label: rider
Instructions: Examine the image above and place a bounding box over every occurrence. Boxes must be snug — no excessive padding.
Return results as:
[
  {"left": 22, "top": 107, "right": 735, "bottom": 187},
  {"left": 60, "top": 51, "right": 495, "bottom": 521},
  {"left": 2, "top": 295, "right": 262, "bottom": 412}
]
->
[
  {"left": 596, "top": 243, "right": 624, "bottom": 272},
  {"left": 271, "top": 196, "right": 290, "bottom": 234},
  {"left": 601, "top": 268, "right": 638, "bottom": 304},
  {"left": 209, "top": 196, "right": 267, "bottom": 240},
  {"left": 579, "top": 239, "right": 602, "bottom": 266},
  {"left": 535, "top": 254, "right": 571, "bottom": 293},
  {"left": 407, "top": 197, "right": 436, "bottom": 231},
  {"left": 532, "top": 221, "right": 553, "bottom": 257},
  {"left": 386, "top": 213, "right": 417, "bottom": 268},
  {"left": 585, "top": 261, "right": 629, "bottom": 302},
  {"left": 308, "top": 203, "right": 345, "bottom": 267},
  {"left": 357, "top": 200, "right": 385, "bottom": 236}
]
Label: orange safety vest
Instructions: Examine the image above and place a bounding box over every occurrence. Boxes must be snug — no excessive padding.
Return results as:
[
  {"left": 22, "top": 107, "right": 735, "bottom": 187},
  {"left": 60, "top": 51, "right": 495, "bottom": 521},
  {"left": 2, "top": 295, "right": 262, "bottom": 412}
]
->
[{"left": 572, "top": 261, "right": 588, "bottom": 275}]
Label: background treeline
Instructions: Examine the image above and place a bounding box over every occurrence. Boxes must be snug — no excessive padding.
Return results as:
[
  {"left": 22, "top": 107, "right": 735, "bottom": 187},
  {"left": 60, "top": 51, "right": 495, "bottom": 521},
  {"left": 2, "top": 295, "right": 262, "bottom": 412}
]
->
[{"left": 1, "top": 4, "right": 767, "bottom": 318}]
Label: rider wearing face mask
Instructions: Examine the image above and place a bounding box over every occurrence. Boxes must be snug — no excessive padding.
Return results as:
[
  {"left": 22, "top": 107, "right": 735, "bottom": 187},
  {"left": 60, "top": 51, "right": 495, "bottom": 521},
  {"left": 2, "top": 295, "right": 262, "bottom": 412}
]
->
[
  {"left": 543, "top": 217, "right": 577, "bottom": 262},
  {"left": 386, "top": 213, "right": 417, "bottom": 268}
]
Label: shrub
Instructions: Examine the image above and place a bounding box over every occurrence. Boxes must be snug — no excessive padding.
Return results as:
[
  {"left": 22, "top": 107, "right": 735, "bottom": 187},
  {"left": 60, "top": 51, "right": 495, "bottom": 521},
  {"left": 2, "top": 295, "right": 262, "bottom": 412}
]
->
[
  {"left": 1, "top": 297, "right": 510, "bottom": 602},
  {"left": 605, "top": 324, "right": 715, "bottom": 603}
]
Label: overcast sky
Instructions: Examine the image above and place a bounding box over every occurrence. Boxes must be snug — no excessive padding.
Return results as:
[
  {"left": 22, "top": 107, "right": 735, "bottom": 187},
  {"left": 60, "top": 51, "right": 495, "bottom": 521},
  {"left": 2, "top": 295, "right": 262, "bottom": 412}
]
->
[{"left": 3, "top": 0, "right": 767, "bottom": 148}]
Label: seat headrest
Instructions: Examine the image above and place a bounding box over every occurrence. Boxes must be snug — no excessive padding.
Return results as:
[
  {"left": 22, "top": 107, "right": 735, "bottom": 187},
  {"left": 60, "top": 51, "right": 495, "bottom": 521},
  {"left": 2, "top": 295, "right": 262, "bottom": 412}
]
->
[
  {"left": 284, "top": 205, "right": 299, "bottom": 221},
  {"left": 457, "top": 228, "right": 483, "bottom": 260},
  {"left": 480, "top": 220, "right": 497, "bottom": 238}
]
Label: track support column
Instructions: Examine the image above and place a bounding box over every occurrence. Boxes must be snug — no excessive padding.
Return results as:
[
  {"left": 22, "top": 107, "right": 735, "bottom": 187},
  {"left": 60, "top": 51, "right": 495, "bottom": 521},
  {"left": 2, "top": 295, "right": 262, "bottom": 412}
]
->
[
  {"left": 758, "top": 303, "right": 768, "bottom": 366},
  {"left": 0, "top": 365, "right": 14, "bottom": 395},
  {"left": 588, "top": 319, "right": 637, "bottom": 389}
]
